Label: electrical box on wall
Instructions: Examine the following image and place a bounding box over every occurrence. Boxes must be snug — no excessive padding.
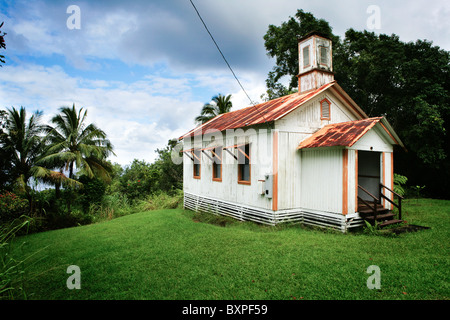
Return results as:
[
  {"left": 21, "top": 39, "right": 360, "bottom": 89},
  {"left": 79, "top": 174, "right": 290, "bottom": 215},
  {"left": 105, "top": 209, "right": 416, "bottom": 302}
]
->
[
  {"left": 257, "top": 180, "right": 265, "bottom": 195},
  {"left": 264, "top": 174, "right": 273, "bottom": 198}
]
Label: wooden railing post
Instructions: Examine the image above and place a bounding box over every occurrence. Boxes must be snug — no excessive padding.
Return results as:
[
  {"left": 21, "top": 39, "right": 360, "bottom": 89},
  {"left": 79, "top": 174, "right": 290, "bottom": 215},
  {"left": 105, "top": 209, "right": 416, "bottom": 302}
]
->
[{"left": 373, "top": 198, "right": 377, "bottom": 221}]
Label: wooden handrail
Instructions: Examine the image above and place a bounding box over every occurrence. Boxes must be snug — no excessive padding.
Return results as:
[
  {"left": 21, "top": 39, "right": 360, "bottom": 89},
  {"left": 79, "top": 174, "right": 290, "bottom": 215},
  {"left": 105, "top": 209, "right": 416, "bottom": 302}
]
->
[
  {"left": 380, "top": 193, "right": 395, "bottom": 206},
  {"left": 380, "top": 183, "right": 403, "bottom": 199},
  {"left": 358, "top": 185, "right": 379, "bottom": 202},
  {"left": 357, "top": 185, "right": 379, "bottom": 221},
  {"left": 379, "top": 183, "right": 402, "bottom": 220}
]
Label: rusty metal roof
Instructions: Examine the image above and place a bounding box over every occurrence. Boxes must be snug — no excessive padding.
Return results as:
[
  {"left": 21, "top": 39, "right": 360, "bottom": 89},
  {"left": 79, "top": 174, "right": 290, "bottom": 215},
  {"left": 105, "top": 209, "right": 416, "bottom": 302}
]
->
[
  {"left": 297, "top": 117, "right": 404, "bottom": 149},
  {"left": 181, "top": 81, "right": 340, "bottom": 139}
]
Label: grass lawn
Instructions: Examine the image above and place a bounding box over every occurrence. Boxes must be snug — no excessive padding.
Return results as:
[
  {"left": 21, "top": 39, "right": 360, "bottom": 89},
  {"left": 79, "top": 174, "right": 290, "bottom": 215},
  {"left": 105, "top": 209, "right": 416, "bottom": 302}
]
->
[{"left": 8, "top": 198, "right": 450, "bottom": 300}]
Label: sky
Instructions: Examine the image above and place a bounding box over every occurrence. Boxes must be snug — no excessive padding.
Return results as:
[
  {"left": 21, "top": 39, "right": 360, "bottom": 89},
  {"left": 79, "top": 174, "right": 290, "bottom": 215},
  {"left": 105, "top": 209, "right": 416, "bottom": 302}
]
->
[{"left": 0, "top": 0, "right": 449, "bottom": 166}]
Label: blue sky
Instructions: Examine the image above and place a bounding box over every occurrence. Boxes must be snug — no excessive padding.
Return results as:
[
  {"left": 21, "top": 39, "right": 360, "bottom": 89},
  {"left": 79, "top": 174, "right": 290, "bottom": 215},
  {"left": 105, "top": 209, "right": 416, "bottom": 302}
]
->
[{"left": 1, "top": 0, "right": 449, "bottom": 165}]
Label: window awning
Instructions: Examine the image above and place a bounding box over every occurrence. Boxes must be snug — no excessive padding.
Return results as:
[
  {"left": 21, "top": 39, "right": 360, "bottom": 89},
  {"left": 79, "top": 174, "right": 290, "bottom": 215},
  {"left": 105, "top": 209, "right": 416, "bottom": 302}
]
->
[
  {"left": 182, "top": 148, "right": 201, "bottom": 162},
  {"left": 222, "top": 143, "right": 247, "bottom": 149},
  {"left": 183, "top": 143, "right": 252, "bottom": 162},
  {"left": 222, "top": 143, "right": 250, "bottom": 161},
  {"left": 182, "top": 146, "right": 223, "bottom": 162}
]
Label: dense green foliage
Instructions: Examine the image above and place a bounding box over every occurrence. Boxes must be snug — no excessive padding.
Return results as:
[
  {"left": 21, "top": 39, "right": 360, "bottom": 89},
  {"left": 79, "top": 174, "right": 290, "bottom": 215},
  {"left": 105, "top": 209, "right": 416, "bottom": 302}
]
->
[
  {"left": 0, "top": 103, "right": 183, "bottom": 234},
  {"left": 7, "top": 198, "right": 449, "bottom": 300},
  {"left": 108, "top": 143, "right": 183, "bottom": 201},
  {"left": 0, "top": 191, "right": 28, "bottom": 225},
  {"left": 264, "top": 10, "right": 450, "bottom": 199},
  {"left": 0, "top": 107, "right": 48, "bottom": 198},
  {"left": 0, "top": 105, "right": 113, "bottom": 230}
]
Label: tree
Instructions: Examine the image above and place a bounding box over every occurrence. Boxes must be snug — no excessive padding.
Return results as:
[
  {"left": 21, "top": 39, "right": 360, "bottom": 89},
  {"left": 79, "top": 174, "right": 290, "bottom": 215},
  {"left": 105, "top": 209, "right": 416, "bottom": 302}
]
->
[
  {"left": 41, "top": 104, "right": 115, "bottom": 182},
  {"left": 0, "top": 107, "right": 77, "bottom": 202},
  {"left": 118, "top": 159, "right": 158, "bottom": 200},
  {"left": 0, "top": 110, "right": 13, "bottom": 188},
  {"left": 336, "top": 30, "right": 450, "bottom": 198},
  {"left": 152, "top": 139, "right": 183, "bottom": 193},
  {"left": 195, "top": 94, "right": 233, "bottom": 124},
  {"left": 1, "top": 107, "right": 45, "bottom": 195},
  {"left": 0, "top": 22, "right": 6, "bottom": 66},
  {"left": 263, "top": 9, "right": 339, "bottom": 97}
]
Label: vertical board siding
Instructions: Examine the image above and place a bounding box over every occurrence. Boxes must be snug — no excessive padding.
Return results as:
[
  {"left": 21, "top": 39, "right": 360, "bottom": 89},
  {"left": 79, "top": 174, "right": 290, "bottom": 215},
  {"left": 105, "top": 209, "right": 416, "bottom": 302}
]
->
[
  {"left": 391, "top": 152, "right": 394, "bottom": 209},
  {"left": 300, "top": 148, "right": 342, "bottom": 213},
  {"left": 351, "top": 126, "right": 394, "bottom": 153},
  {"left": 277, "top": 132, "right": 309, "bottom": 210},
  {"left": 277, "top": 92, "right": 358, "bottom": 131},
  {"left": 183, "top": 130, "right": 274, "bottom": 212},
  {"left": 382, "top": 152, "right": 386, "bottom": 208},
  {"left": 384, "top": 152, "right": 394, "bottom": 210},
  {"left": 272, "top": 130, "right": 279, "bottom": 211},
  {"left": 342, "top": 149, "right": 348, "bottom": 215},
  {"left": 346, "top": 149, "right": 357, "bottom": 214},
  {"left": 353, "top": 150, "right": 358, "bottom": 213}
]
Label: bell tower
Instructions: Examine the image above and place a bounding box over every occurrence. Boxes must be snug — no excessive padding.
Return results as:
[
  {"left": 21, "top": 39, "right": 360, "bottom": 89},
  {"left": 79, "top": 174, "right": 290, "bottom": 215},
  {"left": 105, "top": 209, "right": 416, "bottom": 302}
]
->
[{"left": 297, "top": 32, "right": 334, "bottom": 94}]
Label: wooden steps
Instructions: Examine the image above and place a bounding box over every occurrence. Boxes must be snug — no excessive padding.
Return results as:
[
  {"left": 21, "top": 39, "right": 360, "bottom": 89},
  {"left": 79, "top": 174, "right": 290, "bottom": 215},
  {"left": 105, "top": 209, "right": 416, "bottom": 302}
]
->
[
  {"left": 364, "top": 212, "right": 395, "bottom": 221},
  {"left": 358, "top": 202, "right": 403, "bottom": 229},
  {"left": 378, "top": 219, "right": 403, "bottom": 228}
]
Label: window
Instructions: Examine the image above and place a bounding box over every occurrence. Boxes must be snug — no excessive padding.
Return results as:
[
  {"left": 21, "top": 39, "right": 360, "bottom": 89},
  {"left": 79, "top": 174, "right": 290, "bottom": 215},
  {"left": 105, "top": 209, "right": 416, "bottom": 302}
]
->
[
  {"left": 193, "top": 149, "right": 201, "bottom": 179},
  {"left": 303, "top": 46, "right": 310, "bottom": 68},
  {"left": 320, "top": 98, "right": 331, "bottom": 120},
  {"left": 212, "top": 147, "right": 222, "bottom": 182},
  {"left": 319, "top": 46, "right": 328, "bottom": 66},
  {"left": 237, "top": 144, "right": 251, "bottom": 184}
]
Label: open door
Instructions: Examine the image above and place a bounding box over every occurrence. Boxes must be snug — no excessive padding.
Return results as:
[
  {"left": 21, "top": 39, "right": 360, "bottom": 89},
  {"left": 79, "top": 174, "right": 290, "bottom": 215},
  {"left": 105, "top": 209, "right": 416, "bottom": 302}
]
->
[{"left": 358, "top": 151, "right": 381, "bottom": 203}]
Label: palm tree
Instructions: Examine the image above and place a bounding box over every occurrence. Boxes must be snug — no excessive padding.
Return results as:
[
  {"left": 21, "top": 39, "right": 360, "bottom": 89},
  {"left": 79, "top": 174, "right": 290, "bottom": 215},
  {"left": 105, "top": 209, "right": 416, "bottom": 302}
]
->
[
  {"left": 195, "top": 94, "right": 233, "bottom": 125},
  {"left": 2, "top": 107, "right": 45, "bottom": 194},
  {"left": 1, "top": 107, "right": 79, "bottom": 201},
  {"left": 41, "top": 104, "right": 115, "bottom": 182}
]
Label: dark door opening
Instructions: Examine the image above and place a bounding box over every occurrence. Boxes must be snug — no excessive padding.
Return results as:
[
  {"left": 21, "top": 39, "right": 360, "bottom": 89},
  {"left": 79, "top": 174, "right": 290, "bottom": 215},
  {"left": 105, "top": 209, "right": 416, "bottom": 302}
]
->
[{"left": 358, "top": 151, "right": 381, "bottom": 203}]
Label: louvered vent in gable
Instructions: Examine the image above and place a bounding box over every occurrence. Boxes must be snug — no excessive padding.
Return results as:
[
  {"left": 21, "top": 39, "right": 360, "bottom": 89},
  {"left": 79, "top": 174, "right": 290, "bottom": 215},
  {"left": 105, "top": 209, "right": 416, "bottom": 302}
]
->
[{"left": 320, "top": 98, "right": 331, "bottom": 120}]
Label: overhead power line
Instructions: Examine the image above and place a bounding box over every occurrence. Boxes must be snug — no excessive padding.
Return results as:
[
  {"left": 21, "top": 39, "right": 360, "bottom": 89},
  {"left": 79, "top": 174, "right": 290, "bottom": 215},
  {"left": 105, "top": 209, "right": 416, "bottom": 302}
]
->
[{"left": 188, "top": 0, "right": 256, "bottom": 106}]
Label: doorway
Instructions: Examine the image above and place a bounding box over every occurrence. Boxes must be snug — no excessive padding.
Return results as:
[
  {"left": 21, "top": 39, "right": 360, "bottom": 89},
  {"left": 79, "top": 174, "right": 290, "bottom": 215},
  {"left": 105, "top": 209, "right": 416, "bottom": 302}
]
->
[{"left": 358, "top": 151, "right": 381, "bottom": 203}]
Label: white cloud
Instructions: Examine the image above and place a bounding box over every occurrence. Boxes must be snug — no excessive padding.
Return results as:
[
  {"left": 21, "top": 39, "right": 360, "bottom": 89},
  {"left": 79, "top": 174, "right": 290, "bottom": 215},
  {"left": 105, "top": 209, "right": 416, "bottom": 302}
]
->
[{"left": 0, "top": 63, "right": 243, "bottom": 165}]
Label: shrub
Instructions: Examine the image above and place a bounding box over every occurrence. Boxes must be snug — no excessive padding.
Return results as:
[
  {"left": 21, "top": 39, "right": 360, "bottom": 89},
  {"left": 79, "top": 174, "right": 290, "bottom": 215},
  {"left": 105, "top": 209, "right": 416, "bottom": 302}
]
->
[
  {"left": 0, "top": 191, "right": 29, "bottom": 225},
  {"left": 119, "top": 159, "right": 158, "bottom": 200},
  {"left": 78, "top": 176, "right": 106, "bottom": 213},
  {"left": 88, "top": 194, "right": 134, "bottom": 222},
  {"left": 393, "top": 174, "right": 408, "bottom": 197},
  {"left": 137, "top": 190, "right": 183, "bottom": 211}
]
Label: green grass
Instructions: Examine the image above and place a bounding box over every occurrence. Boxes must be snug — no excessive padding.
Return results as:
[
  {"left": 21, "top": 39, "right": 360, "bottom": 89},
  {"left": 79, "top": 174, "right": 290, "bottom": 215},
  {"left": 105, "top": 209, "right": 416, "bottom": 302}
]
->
[{"left": 8, "top": 198, "right": 450, "bottom": 300}]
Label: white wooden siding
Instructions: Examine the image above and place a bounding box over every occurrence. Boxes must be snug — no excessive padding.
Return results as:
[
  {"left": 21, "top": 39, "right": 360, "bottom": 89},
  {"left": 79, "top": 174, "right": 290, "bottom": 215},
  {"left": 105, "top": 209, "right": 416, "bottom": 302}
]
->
[
  {"left": 277, "top": 132, "right": 309, "bottom": 210},
  {"left": 274, "top": 91, "right": 359, "bottom": 213},
  {"left": 351, "top": 125, "right": 394, "bottom": 153},
  {"left": 382, "top": 152, "right": 394, "bottom": 210},
  {"left": 276, "top": 92, "right": 358, "bottom": 132},
  {"left": 183, "top": 128, "right": 274, "bottom": 211},
  {"left": 300, "top": 148, "right": 343, "bottom": 214},
  {"left": 347, "top": 149, "right": 357, "bottom": 214}
]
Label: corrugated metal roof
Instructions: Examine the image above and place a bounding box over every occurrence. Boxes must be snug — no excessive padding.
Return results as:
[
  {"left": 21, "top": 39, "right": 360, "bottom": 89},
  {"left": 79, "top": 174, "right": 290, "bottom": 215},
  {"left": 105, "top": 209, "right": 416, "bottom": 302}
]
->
[
  {"left": 181, "top": 81, "right": 338, "bottom": 139},
  {"left": 297, "top": 117, "right": 393, "bottom": 149}
]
